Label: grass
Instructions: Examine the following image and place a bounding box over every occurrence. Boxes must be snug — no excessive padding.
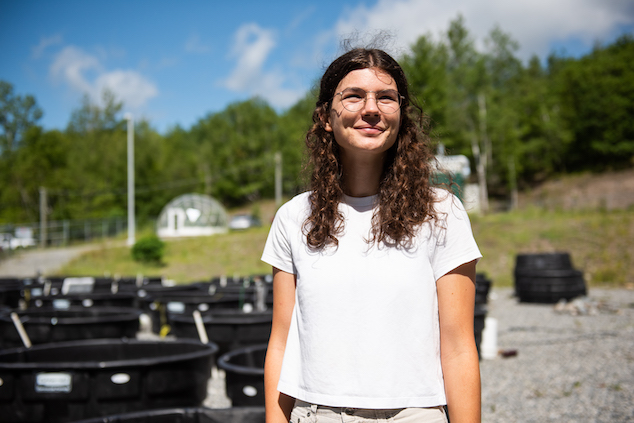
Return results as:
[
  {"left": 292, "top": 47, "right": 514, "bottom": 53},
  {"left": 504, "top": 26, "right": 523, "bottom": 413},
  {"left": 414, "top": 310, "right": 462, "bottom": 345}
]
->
[
  {"left": 56, "top": 226, "right": 271, "bottom": 283},
  {"left": 471, "top": 207, "right": 634, "bottom": 287},
  {"left": 57, "top": 206, "right": 634, "bottom": 288}
]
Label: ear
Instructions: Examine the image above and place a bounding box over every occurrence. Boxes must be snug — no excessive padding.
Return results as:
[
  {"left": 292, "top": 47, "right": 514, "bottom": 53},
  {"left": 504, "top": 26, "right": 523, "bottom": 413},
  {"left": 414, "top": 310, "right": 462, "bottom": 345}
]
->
[{"left": 321, "top": 108, "right": 333, "bottom": 132}]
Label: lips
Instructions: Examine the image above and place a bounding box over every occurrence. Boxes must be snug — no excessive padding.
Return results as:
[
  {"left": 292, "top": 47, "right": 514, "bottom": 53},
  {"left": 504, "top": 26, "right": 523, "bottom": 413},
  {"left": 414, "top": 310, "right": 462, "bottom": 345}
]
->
[{"left": 355, "top": 125, "right": 384, "bottom": 135}]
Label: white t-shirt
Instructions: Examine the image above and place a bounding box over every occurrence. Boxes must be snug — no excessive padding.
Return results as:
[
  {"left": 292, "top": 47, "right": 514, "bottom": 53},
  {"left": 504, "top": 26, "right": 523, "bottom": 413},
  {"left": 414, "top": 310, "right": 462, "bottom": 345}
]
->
[{"left": 261, "top": 188, "right": 481, "bottom": 409}]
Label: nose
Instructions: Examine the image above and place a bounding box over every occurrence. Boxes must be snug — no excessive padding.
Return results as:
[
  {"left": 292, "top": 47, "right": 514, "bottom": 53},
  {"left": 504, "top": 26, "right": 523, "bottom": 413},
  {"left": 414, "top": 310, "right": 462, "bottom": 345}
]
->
[{"left": 362, "top": 93, "right": 380, "bottom": 114}]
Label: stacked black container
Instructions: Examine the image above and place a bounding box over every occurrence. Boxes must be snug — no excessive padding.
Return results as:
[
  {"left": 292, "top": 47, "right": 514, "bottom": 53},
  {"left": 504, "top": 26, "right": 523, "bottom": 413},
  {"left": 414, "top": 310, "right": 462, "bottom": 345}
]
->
[
  {"left": 1, "top": 276, "right": 143, "bottom": 349},
  {"left": 70, "top": 407, "right": 266, "bottom": 423},
  {"left": 474, "top": 273, "right": 492, "bottom": 360},
  {"left": 514, "top": 252, "right": 587, "bottom": 303},
  {"left": 217, "top": 344, "right": 267, "bottom": 408},
  {"left": 0, "top": 276, "right": 220, "bottom": 423},
  {"left": 138, "top": 275, "right": 273, "bottom": 358}
]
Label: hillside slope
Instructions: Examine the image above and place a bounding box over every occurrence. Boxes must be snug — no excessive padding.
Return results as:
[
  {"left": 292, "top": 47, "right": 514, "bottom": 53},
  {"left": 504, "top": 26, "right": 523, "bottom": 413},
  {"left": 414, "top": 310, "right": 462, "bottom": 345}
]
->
[{"left": 519, "top": 168, "right": 634, "bottom": 211}]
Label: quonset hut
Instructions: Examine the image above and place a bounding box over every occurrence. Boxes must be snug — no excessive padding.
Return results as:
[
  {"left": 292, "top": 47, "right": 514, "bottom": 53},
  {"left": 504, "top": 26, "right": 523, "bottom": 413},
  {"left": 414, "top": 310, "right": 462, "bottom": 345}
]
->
[{"left": 157, "top": 193, "right": 228, "bottom": 238}]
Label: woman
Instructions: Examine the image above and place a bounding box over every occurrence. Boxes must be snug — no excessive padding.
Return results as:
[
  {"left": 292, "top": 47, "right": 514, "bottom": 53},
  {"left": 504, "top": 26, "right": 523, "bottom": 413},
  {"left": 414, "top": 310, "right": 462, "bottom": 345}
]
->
[{"left": 261, "top": 48, "right": 481, "bottom": 423}]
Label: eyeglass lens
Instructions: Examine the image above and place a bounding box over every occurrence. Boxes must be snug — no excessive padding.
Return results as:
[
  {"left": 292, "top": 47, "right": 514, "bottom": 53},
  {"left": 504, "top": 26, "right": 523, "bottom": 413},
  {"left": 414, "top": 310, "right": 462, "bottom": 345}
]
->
[{"left": 338, "top": 88, "right": 401, "bottom": 113}]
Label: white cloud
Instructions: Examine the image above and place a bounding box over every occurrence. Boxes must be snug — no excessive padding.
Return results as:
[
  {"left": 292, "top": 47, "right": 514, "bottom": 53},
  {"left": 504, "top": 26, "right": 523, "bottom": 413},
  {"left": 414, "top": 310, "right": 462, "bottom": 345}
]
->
[
  {"left": 223, "top": 23, "right": 303, "bottom": 108},
  {"left": 224, "top": 23, "right": 277, "bottom": 91},
  {"left": 287, "top": 5, "right": 316, "bottom": 33},
  {"left": 332, "top": 0, "right": 634, "bottom": 60},
  {"left": 32, "top": 34, "right": 63, "bottom": 59},
  {"left": 50, "top": 46, "right": 101, "bottom": 95},
  {"left": 95, "top": 70, "right": 158, "bottom": 108},
  {"left": 50, "top": 46, "right": 158, "bottom": 109},
  {"left": 185, "top": 34, "right": 211, "bottom": 54}
]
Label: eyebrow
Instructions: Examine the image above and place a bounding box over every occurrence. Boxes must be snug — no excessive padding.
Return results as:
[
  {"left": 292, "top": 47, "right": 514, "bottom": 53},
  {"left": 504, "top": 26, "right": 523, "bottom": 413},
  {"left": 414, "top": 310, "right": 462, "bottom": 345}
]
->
[{"left": 342, "top": 87, "right": 397, "bottom": 92}]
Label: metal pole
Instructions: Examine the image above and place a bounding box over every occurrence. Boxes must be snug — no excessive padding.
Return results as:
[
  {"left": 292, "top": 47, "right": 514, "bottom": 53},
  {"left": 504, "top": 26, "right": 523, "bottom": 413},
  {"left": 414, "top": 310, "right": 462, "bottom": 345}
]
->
[
  {"left": 125, "top": 114, "right": 135, "bottom": 246},
  {"left": 275, "top": 151, "right": 282, "bottom": 207},
  {"left": 63, "top": 220, "right": 69, "bottom": 245},
  {"left": 39, "top": 187, "right": 47, "bottom": 248}
]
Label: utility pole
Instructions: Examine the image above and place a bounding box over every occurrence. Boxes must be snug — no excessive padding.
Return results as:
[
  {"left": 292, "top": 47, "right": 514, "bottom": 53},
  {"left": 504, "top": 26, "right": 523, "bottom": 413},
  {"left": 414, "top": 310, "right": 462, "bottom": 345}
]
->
[
  {"left": 39, "top": 187, "right": 47, "bottom": 248},
  {"left": 124, "top": 113, "right": 135, "bottom": 246},
  {"left": 275, "top": 151, "right": 282, "bottom": 207}
]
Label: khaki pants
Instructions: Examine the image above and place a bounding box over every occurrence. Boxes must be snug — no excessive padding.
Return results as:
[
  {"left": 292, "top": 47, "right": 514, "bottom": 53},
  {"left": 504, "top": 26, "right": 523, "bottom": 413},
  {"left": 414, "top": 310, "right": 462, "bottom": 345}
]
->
[{"left": 290, "top": 400, "right": 448, "bottom": 423}]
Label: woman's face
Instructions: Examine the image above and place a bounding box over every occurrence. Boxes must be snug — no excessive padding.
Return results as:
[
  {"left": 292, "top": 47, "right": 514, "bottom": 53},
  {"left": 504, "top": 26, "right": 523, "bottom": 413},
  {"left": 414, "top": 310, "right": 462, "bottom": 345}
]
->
[{"left": 325, "top": 67, "right": 401, "bottom": 160}]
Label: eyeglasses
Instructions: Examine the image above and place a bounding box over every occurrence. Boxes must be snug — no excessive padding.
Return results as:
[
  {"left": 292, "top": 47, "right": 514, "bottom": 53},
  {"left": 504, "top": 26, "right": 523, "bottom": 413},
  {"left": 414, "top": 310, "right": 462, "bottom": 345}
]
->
[{"left": 334, "top": 88, "right": 403, "bottom": 114}]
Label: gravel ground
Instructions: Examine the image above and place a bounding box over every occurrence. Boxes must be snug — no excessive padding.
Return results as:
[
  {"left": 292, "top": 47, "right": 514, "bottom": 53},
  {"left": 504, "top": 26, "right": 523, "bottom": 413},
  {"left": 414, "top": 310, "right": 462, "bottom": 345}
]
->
[
  {"left": 0, "top": 244, "right": 102, "bottom": 277},
  {"left": 480, "top": 287, "right": 634, "bottom": 423},
  {"left": 196, "top": 287, "right": 634, "bottom": 422}
]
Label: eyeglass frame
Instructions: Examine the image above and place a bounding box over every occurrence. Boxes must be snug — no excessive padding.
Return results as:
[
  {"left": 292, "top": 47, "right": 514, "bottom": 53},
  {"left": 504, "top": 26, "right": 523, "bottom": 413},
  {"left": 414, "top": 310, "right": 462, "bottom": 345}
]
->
[{"left": 333, "top": 88, "right": 404, "bottom": 114}]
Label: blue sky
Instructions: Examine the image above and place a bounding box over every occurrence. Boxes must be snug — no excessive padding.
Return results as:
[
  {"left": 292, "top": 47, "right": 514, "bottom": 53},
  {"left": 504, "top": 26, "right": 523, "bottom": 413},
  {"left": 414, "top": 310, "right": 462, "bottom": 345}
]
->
[{"left": 2, "top": 0, "right": 633, "bottom": 134}]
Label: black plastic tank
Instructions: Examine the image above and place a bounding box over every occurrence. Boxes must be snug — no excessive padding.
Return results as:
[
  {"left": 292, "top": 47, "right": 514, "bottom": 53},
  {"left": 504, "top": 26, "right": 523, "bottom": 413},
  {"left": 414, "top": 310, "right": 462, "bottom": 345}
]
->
[{"left": 0, "top": 338, "right": 218, "bottom": 422}]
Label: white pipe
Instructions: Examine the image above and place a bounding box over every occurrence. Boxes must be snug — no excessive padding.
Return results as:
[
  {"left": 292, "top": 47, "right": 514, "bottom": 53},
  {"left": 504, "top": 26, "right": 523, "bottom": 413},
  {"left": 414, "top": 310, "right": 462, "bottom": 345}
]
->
[
  {"left": 481, "top": 317, "right": 498, "bottom": 360},
  {"left": 192, "top": 310, "right": 209, "bottom": 344},
  {"left": 10, "top": 312, "right": 32, "bottom": 348}
]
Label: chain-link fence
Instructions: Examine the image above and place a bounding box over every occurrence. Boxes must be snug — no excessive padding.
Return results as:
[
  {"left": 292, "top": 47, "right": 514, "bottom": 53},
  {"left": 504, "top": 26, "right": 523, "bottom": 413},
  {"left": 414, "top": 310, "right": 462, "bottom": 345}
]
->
[{"left": 0, "top": 217, "right": 127, "bottom": 248}]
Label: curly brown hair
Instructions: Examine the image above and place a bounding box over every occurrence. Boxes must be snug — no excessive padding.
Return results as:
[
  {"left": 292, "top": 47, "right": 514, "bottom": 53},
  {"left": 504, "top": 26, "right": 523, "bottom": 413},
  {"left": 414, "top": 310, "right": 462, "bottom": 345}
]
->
[{"left": 303, "top": 48, "right": 439, "bottom": 250}]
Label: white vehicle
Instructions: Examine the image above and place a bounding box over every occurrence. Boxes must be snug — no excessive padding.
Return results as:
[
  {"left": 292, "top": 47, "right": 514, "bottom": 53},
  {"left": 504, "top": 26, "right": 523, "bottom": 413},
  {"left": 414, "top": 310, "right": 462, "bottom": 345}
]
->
[
  {"left": 0, "top": 233, "right": 12, "bottom": 250},
  {"left": 0, "top": 228, "right": 37, "bottom": 250},
  {"left": 228, "top": 214, "right": 261, "bottom": 230}
]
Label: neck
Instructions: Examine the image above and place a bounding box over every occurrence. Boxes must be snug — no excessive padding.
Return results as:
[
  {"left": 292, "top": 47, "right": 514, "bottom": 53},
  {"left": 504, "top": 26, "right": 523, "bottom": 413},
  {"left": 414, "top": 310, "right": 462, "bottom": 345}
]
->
[{"left": 340, "top": 152, "right": 384, "bottom": 197}]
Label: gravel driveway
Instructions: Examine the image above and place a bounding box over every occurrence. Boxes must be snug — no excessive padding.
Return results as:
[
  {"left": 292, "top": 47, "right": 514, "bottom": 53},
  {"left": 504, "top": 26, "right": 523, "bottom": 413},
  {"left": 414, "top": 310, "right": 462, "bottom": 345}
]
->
[
  {"left": 0, "top": 244, "right": 100, "bottom": 277},
  {"left": 480, "top": 287, "right": 634, "bottom": 423}
]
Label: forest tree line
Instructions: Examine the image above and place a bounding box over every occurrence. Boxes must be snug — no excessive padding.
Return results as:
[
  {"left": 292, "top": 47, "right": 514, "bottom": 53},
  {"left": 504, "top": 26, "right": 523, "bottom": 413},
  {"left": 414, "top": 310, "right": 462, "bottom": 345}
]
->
[{"left": 1, "top": 17, "right": 633, "bottom": 225}]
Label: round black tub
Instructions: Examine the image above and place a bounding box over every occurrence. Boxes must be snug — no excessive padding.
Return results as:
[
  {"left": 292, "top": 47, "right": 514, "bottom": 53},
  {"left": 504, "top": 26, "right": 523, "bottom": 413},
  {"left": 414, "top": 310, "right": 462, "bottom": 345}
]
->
[
  {"left": 24, "top": 292, "right": 138, "bottom": 310},
  {"left": 199, "top": 280, "right": 273, "bottom": 305},
  {"left": 514, "top": 252, "right": 586, "bottom": 303},
  {"left": 135, "top": 284, "right": 203, "bottom": 299},
  {"left": 0, "top": 279, "right": 23, "bottom": 308},
  {"left": 474, "top": 303, "right": 487, "bottom": 360},
  {"left": 515, "top": 268, "right": 587, "bottom": 303},
  {"left": 27, "top": 277, "right": 115, "bottom": 297},
  {"left": 514, "top": 252, "right": 573, "bottom": 273},
  {"left": 0, "top": 307, "right": 142, "bottom": 349},
  {"left": 113, "top": 276, "right": 165, "bottom": 294},
  {"left": 140, "top": 292, "right": 253, "bottom": 335},
  {"left": 217, "top": 344, "right": 266, "bottom": 407},
  {"left": 169, "top": 310, "right": 272, "bottom": 358},
  {"left": 0, "top": 338, "right": 219, "bottom": 423},
  {"left": 475, "top": 273, "right": 492, "bottom": 304},
  {"left": 68, "top": 406, "right": 265, "bottom": 423}
]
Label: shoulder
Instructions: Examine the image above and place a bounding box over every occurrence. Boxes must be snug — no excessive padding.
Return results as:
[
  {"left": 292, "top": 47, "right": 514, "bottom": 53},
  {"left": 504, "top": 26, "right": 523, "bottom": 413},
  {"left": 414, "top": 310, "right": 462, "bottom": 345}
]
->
[
  {"left": 274, "top": 191, "right": 312, "bottom": 221},
  {"left": 431, "top": 187, "right": 463, "bottom": 212},
  {"left": 428, "top": 187, "right": 473, "bottom": 230}
]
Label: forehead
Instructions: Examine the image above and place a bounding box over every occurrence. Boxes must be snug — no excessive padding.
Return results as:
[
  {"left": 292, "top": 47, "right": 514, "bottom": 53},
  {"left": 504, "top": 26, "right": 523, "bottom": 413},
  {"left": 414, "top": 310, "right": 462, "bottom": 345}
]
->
[{"left": 335, "top": 68, "right": 397, "bottom": 92}]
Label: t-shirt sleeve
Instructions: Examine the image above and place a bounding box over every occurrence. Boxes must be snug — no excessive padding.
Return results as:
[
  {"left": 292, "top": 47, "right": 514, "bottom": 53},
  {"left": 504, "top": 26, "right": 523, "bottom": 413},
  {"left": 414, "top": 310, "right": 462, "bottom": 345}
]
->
[
  {"left": 431, "top": 191, "right": 482, "bottom": 281},
  {"left": 261, "top": 203, "right": 296, "bottom": 275}
]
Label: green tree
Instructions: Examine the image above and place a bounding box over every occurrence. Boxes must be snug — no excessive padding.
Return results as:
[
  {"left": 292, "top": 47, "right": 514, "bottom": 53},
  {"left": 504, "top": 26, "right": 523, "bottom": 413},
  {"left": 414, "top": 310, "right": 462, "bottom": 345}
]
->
[
  {"left": 444, "top": 15, "right": 491, "bottom": 211},
  {"left": 556, "top": 35, "right": 634, "bottom": 170},
  {"left": 0, "top": 81, "right": 43, "bottom": 155},
  {"left": 513, "top": 56, "right": 572, "bottom": 185},
  {"left": 191, "top": 98, "right": 280, "bottom": 206},
  {"left": 10, "top": 128, "right": 72, "bottom": 222},
  {"left": 62, "top": 90, "right": 128, "bottom": 219},
  {"left": 480, "top": 26, "right": 523, "bottom": 206},
  {"left": 278, "top": 90, "right": 317, "bottom": 195},
  {"left": 401, "top": 34, "right": 449, "bottom": 138},
  {"left": 0, "top": 82, "right": 45, "bottom": 222}
]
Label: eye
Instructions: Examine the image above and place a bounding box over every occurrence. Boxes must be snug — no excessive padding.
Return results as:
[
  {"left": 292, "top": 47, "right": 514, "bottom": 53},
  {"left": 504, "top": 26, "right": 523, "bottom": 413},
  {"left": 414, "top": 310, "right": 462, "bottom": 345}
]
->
[
  {"left": 342, "top": 89, "right": 364, "bottom": 100},
  {"left": 377, "top": 90, "right": 399, "bottom": 102}
]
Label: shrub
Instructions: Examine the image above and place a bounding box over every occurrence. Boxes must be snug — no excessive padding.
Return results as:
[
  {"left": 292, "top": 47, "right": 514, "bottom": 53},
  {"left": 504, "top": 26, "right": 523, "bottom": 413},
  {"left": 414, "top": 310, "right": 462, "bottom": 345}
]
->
[{"left": 131, "top": 235, "right": 165, "bottom": 264}]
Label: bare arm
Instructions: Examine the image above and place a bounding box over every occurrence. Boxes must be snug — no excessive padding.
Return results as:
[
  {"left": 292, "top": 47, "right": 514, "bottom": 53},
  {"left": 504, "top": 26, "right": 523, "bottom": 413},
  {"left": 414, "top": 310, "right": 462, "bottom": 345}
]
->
[
  {"left": 437, "top": 260, "right": 481, "bottom": 423},
  {"left": 265, "top": 267, "right": 296, "bottom": 423}
]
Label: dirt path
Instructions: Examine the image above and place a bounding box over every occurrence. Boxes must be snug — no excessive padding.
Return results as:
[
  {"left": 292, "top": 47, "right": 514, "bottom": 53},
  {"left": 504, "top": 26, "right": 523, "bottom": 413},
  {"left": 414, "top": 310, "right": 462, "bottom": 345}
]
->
[{"left": 0, "top": 244, "right": 103, "bottom": 278}]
